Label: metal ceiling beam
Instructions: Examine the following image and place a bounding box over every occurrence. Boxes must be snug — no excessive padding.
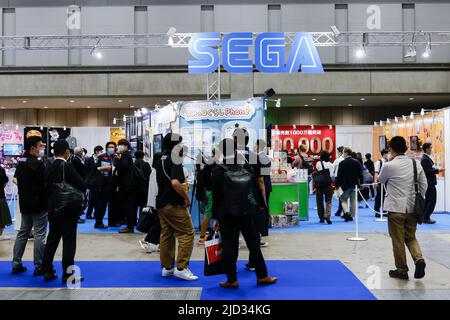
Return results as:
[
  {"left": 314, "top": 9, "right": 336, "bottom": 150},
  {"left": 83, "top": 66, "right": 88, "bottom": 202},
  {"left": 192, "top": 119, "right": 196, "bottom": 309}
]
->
[{"left": 1, "top": 31, "right": 450, "bottom": 51}]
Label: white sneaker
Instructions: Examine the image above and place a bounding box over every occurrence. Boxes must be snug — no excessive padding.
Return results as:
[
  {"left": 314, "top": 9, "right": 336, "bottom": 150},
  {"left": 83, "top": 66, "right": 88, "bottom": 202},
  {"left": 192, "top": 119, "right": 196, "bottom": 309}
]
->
[
  {"left": 139, "top": 239, "right": 149, "bottom": 251},
  {"left": 260, "top": 242, "right": 269, "bottom": 247},
  {"left": 0, "top": 235, "right": 11, "bottom": 241},
  {"left": 161, "top": 267, "right": 175, "bottom": 277},
  {"left": 174, "top": 268, "right": 199, "bottom": 281},
  {"left": 146, "top": 243, "right": 159, "bottom": 253}
]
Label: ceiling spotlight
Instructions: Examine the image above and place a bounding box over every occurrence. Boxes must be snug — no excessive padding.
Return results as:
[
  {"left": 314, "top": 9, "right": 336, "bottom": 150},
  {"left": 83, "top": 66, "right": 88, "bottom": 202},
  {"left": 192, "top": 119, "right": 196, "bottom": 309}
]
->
[
  {"left": 311, "top": 125, "right": 314, "bottom": 129},
  {"left": 374, "top": 121, "right": 378, "bottom": 126},
  {"left": 386, "top": 118, "right": 391, "bottom": 124},
  {"left": 40, "top": 125, "right": 43, "bottom": 130},
  {"left": 167, "top": 27, "right": 177, "bottom": 46},
  {"left": 395, "top": 117, "right": 399, "bottom": 123},
  {"left": 328, "top": 125, "right": 333, "bottom": 129},
  {"left": 63, "top": 126, "right": 66, "bottom": 131},
  {"left": 355, "top": 47, "right": 366, "bottom": 58},
  {"left": 402, "top": 115, "right": 407, "bottom": 121},
  {"left": 70, "top": 100, "right": 75, "bottom": 103},
  {"left": 87, "top": 105, "right": 91, "bottom": 109},
  {"left": 410, "top": 112, "right": 415, "bottom": 119},
  {"left": 360, "top": 98, "right": 365, "bottom": 101},
  {"left": 1, "top": 107, "right": 5, "bottom": 109},
  {"left": 113, "top": 118, "right": 117, "bottom": 125},
  {"left": 422, "top": 35, "right": 431, "bottom": 58},
  {"left": 330, "top": 25, "right": 340, "bottom": 37},
  {"left": 122, "top": 114, "right": 126, "bottom": 122},
  {"left": 348, "top": 104, "right": 353, "bottom": 107},
  {"left": 312, "top": 98, "right": 317, "bottom": 101},
  {"left": 409, "top": 97, "right": 415, "bottom": 101},
  {"left": 404, "top": 46, "right": 417, "bottom": 59},
  {"left": 304, "top": 104, "right": 309, "bottom": 107},
  {"left": 421, "top": 108, "right": 425, "bottom": 116},
  {"left": 293, "top": 124, "right": 296, "bottom": 129},
  {"left": 264, "top": 88, "right": 276, "bottom": 98},
  {"left": 43, "top": 106, "right": 48, "bottom": 109},
  {"left": 22, "top": 100, "right": 27, "bottom": 103},
  {"left": 275, "top": 98, "right": 281, "bottom": 108},
  {"left": 91, "top": 47, "right": 103, "bottom": 59},
  {"left": 141, "top": 107, "right": 148, "bottom": 114},
  {"left": 118, "top": 99, "right": 123, "bottom": 103},
  {"left": 130, "top": 105, "right": 135, "bottom": 109}
]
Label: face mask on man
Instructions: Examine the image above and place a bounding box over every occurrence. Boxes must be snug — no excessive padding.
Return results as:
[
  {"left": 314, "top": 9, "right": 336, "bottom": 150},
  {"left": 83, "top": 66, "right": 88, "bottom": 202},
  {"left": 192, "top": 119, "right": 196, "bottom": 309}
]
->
[
  {"left": 38, "top": 148, "right": 45, "bottom": 158},
  {"left": 118, "top": 145, "right": 127, "bottom": 153},
  {"left": 107, "top": 147, "right": 115, "bottom": 155}
]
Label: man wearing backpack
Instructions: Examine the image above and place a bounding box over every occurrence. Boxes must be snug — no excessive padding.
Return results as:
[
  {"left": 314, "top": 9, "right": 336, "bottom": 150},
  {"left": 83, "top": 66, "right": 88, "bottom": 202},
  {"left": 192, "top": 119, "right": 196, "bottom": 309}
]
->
[
  {"left": 211, "top": 137, "right": 277, "bottom": 289},
  {"left": 154, "top": 133, "right": 198, "bottom": 281}
]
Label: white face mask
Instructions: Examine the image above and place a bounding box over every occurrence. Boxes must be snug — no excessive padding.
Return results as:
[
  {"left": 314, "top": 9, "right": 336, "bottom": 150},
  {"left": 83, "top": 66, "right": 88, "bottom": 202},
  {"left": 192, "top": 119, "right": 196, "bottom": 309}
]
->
[
  {"left": 38, "top": 149, "right": 45, "bottom": 158},
  {"left": 107, "top": 148, "right": 115, "bottom": 155},
  {"left": 118, "top": 145, "right": 127, "bottom": 153}
]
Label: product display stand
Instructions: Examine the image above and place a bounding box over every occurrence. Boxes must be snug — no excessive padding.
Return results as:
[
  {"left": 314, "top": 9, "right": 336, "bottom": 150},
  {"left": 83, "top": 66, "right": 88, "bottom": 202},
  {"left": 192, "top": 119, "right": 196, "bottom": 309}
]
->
[{"left": 347, "top": 185, "right": 368, "bottom": 241}]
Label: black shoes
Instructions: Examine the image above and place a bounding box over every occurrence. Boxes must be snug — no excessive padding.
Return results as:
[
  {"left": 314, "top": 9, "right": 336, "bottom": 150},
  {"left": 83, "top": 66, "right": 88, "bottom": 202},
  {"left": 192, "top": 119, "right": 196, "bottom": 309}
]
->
[
  {"left": 118, "top": 228, "right": 134, "bottom": 234},
  {"left": 12, "top": 264, "right": 27, "bottom": 275},
  {"left": 94, "top": 223, "right": 108, "bottom": 229},
  {"left": 344, "top": 214, "right": 353, "bottom": 222},
  {"left": 414, "top": 260, "right": 426, "bottom": 279},
  {"left": 33, "top": 267, "right": 45, "bottom": 276},
  {"left": 77, "top": 219, "right": 86, "bottom": 224},
  {"left": 325, "top": 218, "right": 332, "bottom": 225},
  {"left": 423, "top": 219, "right": 436, "bottom": 224},
  {"left": 44, "top": 273, "right": 58, "bottom": 282},
  {"left": 319, "top": 219, "right": 325, "bottom": 223},
  {"left": 389, "top": 270, "right": 409, "bottom": 280},
  {"left": 334, "top": 212, "right": 342, "bottom": 217},
  {"left": 86, "top": 214, "right": 95, "bottom": 220},
  {"left": 375, "top": 213, "right": 381, "bottom": 218}
]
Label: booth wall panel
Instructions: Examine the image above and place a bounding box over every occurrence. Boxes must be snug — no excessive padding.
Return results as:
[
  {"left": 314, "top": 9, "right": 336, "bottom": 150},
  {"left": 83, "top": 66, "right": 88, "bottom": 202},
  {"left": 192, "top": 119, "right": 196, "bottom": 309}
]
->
[
  {"left": 15, "top": 7, "right": 68, "bottom": 66},
  {"left": 148, "top": 5, "right": 201, "bottom": 65},
  {"left": 281, "top": 4, "right": 335, "bottom": 64},
  {"left": 71, "top": 126, "right": 112, "bottom": 156},
  {"left": 445, "top": 108, "right": 450, "bottom": 212},
  {"left": 81, "top": 6, "right": 134, "bottom": 65},
  {"left": 336, "top": 125, "right": 373, "bottom": 157},
  {"left": 348, "top": 4, "right": 403, "bottom": 63}
]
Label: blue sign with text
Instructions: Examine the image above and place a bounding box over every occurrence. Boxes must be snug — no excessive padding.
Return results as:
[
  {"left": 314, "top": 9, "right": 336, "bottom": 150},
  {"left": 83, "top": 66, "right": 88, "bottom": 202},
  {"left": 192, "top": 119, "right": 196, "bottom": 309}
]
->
[{"left": 188, "top": 32, "right": 323, "bottom": 74}]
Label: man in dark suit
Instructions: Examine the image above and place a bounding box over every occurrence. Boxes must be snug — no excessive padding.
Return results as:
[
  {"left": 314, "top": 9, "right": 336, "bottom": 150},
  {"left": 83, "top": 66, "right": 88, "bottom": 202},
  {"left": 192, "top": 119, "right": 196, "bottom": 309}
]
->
[
  {"left": 72, "top": 147, "right": 87, "bottom": 224},
  {"left": 84, "top": 146, "right": 103, "bottom": 220},
  {"left": 336, "top": 147, "right": 363, "bottom": 222},
  {"left": 421, "top": 143, "right": 444, "bottom": 224},
  {"left": 134, "top": 150, "right": 151, "bottom": 215},
  {"left": 42, "top": 140, "right": 86, "bottom": 284}
]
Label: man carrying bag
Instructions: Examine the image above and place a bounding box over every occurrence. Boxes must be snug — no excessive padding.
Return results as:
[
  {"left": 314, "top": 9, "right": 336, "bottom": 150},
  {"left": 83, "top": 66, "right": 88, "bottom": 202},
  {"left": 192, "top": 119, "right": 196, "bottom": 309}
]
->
[{"left": 204, "top": 231, "right": 225, "bottom": 276}]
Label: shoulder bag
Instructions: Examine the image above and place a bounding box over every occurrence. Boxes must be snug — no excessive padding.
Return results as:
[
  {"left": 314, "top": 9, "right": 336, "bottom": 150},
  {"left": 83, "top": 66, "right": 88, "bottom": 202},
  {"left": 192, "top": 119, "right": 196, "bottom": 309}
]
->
[
  {"left": 312, "top": 161, "right": 332, "bottom": 189},
  {"left": 412, "top": 159, "right": 426, "bottom": 224},
  {"left": 52, "top": 162, "right": 86, "bottom": 216}
]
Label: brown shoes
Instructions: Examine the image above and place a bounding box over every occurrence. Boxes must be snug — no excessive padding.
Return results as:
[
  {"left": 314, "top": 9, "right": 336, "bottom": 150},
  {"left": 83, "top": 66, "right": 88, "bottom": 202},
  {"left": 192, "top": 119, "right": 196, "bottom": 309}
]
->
[
  {"left": 219, "top": 281, "right": 239, "bottom": 289},
  {"left": 257, "top": 276, "right": 278, "bottom": 286}
]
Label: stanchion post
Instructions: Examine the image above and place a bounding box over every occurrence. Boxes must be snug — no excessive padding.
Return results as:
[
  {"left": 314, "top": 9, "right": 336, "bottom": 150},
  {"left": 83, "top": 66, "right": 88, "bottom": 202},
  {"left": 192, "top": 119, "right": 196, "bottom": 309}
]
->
[
  {"left": 347, "top": 185, "right": 368, "bottom": 241},
  {"left": 375, "top": 182, "right": 388, "bottom": 222}
]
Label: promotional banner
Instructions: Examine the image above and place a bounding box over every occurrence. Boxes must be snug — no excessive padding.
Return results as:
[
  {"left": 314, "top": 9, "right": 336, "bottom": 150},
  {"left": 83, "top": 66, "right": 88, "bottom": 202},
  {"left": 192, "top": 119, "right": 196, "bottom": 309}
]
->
[
  {"left": 110, "top": 128, "right": 126, "bottom": 145},
  {"left": 271, "top": 125, "right": 336, "bottom": 165},
  {"left": 48, "top": 127, "right": 71, "bottom": 157},
  {"left": 0, "top": 127, "right": 24, "bottom": 165}
]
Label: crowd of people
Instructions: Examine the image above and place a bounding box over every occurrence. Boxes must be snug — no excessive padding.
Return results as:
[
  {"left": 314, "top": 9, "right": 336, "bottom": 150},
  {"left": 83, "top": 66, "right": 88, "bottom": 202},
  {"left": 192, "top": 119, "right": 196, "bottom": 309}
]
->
[{"left": 0, "top": 130, "right": 444, "bottom": 285}]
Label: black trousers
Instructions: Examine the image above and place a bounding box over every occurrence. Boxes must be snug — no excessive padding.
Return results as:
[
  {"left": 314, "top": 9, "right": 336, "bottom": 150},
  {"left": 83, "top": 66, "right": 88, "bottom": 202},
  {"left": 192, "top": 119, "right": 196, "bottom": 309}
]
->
[
  {"left": 374, "top": 185, "right": 386, "bottom": 214},
  {"left": 424, "top": 185, "right": 437, "bottom": 220},
  {"left": 42, "top": 214, "right": 78, "bottom": 276},
  {"left": 118, "top": 190, "right": 136, "bottom": 229},
  {"left": 86, "top": 189, "right": 97, "bottom": 217},
  {"left": 144, "top": 211, "right": 161, "bottom": 245},
  {"left": 219, "top": 213, "right": 268, "bottom": 282},
  {"left": 336, "top": 202, "right": 343, "bottom": 215}
]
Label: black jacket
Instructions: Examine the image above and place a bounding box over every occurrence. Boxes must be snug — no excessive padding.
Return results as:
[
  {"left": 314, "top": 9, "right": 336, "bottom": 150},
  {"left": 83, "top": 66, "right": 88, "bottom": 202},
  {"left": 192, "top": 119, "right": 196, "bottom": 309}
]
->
[
  {"left": 71, "top": 156, "right": 86, "bottom": 179},
  {"left": 336, "top": 156, "right": 363, "bottom": 190},
  {"left": 134, "top": 159, "right": 151, "bottom": 182},
  {"left": 364, "top": 159, "right": 375, "bottom": 175},
  {"left": 14, "top": 153, "right": 48, "bottom": 215},
  {"left": 115, "top": 151, "right": 135, "bottom": 193},
  {"left": 45, "top": 159, "right": 86, "bottom": 216},
  {"left": 421, "top": 154, "right": 438, "bottom": 186},
  {"left": 0, "top": 166, "right": 8, "bottom": 199}
]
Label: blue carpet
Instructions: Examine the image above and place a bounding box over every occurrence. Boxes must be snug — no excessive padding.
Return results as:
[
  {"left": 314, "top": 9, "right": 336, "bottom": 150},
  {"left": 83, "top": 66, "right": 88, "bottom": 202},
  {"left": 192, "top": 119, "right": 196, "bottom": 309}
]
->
[
  {"left": 0, "top": 260, "right": 376, "bottom": 300},
  {"left": 5, "top": 196, "right": 450, "bottom": 234}
]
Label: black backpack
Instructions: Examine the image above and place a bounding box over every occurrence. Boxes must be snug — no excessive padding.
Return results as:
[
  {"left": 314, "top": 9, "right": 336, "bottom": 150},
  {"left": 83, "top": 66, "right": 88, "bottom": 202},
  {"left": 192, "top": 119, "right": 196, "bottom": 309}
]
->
[
  {"left": 221, "top": 165, "right": 257, "bottom": 218},
  {"left": 131, "top": 164, "right": 148, "bottom": 199}
]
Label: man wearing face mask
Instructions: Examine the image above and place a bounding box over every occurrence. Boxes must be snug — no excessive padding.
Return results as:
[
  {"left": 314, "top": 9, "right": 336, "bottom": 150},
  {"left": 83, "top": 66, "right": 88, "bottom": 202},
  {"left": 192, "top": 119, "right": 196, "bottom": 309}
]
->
[
  {"left": 12, "top": 136, "right": 48, "bottom": 276},
  {"left": 94, "top": 141, "right": 119, "bottom": 229},
  {"left": 115, "top": 139, "right": 137, "bottom": 234}
]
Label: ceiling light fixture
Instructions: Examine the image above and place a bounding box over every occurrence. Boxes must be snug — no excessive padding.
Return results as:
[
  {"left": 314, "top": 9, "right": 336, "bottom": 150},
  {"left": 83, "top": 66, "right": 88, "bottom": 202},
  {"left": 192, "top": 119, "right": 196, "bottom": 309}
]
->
[
  {"left": 330, "top": 25, "right": 340, "bottom": 37},
  {"left": 43, "top": 106, "right": 48, "bottom": 109},
  {"left": 374, "top": 121, "right": 378, "bottom": 126},
  {"left": 167, "top": 27, "right": 177, "bottom": 46},
  {"left": 118, "top": 99, "right": 123, "bottom": 103},
  {"left": 421, "top": 108, "right": 425, "bottom": 116},
  {"left": 409, "top": 97, "right": 415, "bottom": 101},
  {"left": 122, "top": 114, "right": 126, "bottom": 122},
  {"left": 113, "top": 117, "right": 117, "bottom": 125},
  {"left": 70, "top": 100, "right": 75, "bottom": 103},
  {"left": 87, "top": 106, "right": 91, "bottom": 109},
  {"left": 360, "top": 98, "right": 365, "bottom": 101},
  {"left": 410, "top": 112, "right": 415, "bottom": 119},
  {"left": 395, "top": 117, "right": 399, "bottom": 123},
  {"left": 275, "top": 98, "right": 281, "bottom": 108},
  {"left": 22, "top": 100, "right": 27, "bottom": 103},
  {"left": 386, "top": 118, "right": 391, "bottom": 124},
  {"left": 422, "top": 34, "right": 432, "bottom": 58},
  {"left": 311, "top": 98, "right": 317, "bottom": 101},
  {"left": 404, "top": 45, "right": 417, "bottom": 59},
  {"left": 304, "top": 104, "right": 309, "bottom": 107},
  {"left": 402, "top": 115, "right": 407, "bottom": 121}
]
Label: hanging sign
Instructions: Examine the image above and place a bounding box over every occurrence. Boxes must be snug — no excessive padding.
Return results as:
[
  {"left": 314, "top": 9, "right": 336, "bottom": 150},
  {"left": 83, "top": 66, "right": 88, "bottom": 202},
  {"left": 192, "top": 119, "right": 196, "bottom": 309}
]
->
[
  {"left": 188, "top": 32, "right": 324, "bottom": 74},
  {"left": 180, "top": 101, "right": 255, "bottom": 121}
]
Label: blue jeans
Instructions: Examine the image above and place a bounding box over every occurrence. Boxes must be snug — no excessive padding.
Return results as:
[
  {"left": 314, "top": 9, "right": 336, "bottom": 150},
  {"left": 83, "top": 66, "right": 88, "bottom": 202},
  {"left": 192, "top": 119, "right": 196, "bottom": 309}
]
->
[{"left": 13, "top": 211, "right": 48, "bottom": 269}]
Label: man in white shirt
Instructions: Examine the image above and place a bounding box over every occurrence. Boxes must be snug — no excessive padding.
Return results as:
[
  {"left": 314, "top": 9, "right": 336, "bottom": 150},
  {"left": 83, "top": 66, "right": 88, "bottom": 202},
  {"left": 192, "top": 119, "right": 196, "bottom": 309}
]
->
[
  {"left": 378, "top": 136, "right": 427, "bottom": 281},
  {"left": 373, "top": 148, "right": 389, "bottom": 217},
  {"left": 331, "top": 146, "right": 345, "bottom": 217}
]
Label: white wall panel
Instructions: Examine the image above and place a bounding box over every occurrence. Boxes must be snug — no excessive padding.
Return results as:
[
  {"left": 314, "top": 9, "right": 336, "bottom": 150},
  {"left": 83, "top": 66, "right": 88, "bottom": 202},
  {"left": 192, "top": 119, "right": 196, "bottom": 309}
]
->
[
  {"left": 71, "top": 126, "right": 111, "bottom": 155},
  {"left": 16, "top": 7, "right": 68, "bottom": 66},
  {"left": 215, "top": 5, "right": 267, "bottom": 33},
  {"left": 148, "top": 5, "right": 201, "bottom": 65},
  {"left": 82, "top": 6, "right": 134, "bottom": 65},
  {"left": 336, "top": 125, "right": 373, "bottom": 157}
]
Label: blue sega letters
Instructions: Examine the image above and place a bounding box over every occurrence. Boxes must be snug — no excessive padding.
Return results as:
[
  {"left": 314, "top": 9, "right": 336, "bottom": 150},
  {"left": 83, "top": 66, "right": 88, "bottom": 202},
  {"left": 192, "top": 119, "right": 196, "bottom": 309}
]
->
[{"left": 188, "top": 32, "right": 323, "bottom": 74}]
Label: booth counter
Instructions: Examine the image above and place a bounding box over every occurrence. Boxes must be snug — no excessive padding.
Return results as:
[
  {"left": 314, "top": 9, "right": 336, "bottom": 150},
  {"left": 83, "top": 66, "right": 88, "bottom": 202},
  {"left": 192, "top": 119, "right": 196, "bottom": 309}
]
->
[{"left": 269, "top": 181, "right": 309, "bottom": 221}]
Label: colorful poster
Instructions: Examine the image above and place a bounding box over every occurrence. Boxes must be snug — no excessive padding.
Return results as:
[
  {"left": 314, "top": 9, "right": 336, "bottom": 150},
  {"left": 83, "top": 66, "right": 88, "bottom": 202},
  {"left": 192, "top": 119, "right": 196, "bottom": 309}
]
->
[
  {"left": 433, "top": 111, "right": 445, "bottom": 175},
  {"left": 0, "top": 127, "right": 24, "bottom": 165},
  {"left": 271, "top": 125, "right": 336, "bottom": 165},
  {"left": 110, "top": 128, "right": 126, "bottom": 145},
  {"left": 48, "top": 127, "right": 71, "bottom": 157}
]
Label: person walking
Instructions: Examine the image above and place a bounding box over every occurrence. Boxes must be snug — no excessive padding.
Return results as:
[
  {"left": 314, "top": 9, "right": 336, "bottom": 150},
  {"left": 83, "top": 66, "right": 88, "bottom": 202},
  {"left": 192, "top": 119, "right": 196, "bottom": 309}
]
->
[
  {"left": 42, "top": 140, "right": 86, "bottom": 283},
  {"left": 374, "top": 149, "right": 390, "bottom": 217},
  {"left": 72, "top": 147, "right": 87, "bottom": 224},
  {"left": 315, "top": 151, "right": 333, "bottom": 224},
  {"left": 154, "top": 133, "right": 198, "bottom": 281},
  {"left": 12, "top": 136, "right": 48, "bottom": 276},
  {"left": 335, "top": 147, "right": 363, "bottom": 222},
  {"left": 85, "top": 145, "right": 104, "bottom": 220},
  {"left": 94, "top": 142, "right": 119, "bottom": 228},
  {"left": 116, "top": 139, "right": 137, "bottom": 234},
  {"left": 378, "top": 136, "right": 427, "bottom": 280},
  {"left": 211, "top": 138, "right": 277, "bottom": 289},
  {"left": 364, "top": 153, "right": 375, "bottom": 199},
  {"left": 255, "top": 138, "right": 272, "bottom": 245},
  {"left": 134, "top": 150, "right": 152, "bottom": 215},
  {"left": 0, "top": 165, "right": 12, "bottom": 241},
  {"left": 421, "top": 143, "right": 444, "bottom": 224},
  {"left": 332, "top": 146, "right": 345, "bottom": 217}
]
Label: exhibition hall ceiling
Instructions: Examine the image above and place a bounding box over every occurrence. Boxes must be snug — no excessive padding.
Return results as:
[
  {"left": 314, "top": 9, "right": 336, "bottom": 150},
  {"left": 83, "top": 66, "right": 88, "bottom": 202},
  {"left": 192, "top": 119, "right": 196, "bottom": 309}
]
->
[{"left": 0, "top": 94, "right": 449, "bottom": 110}]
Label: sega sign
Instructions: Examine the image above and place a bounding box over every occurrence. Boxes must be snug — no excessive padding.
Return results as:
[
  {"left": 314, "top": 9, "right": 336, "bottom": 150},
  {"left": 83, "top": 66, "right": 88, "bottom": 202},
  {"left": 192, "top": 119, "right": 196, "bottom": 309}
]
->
[{"left": 188, "top": 32, "right": 323, "bottom": 74}]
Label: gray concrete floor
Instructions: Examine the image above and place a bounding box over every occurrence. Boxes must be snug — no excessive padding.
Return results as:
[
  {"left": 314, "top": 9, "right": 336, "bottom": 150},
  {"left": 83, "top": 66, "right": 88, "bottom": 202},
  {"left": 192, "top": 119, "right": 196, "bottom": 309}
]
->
[{"left": 1, "top": 231, "right": 450, "bottom": 300}]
